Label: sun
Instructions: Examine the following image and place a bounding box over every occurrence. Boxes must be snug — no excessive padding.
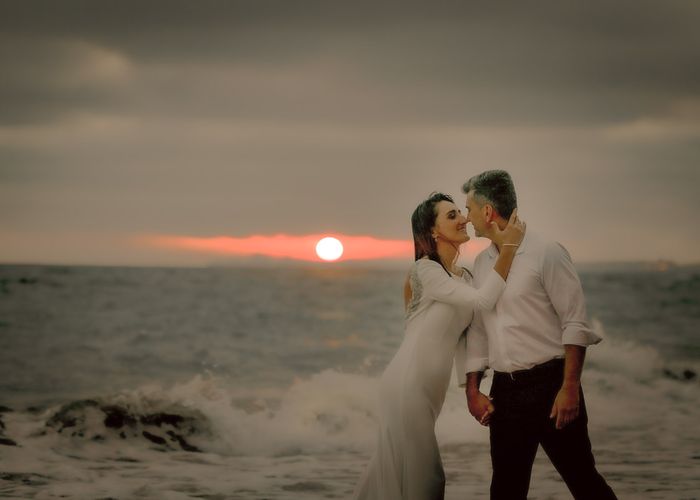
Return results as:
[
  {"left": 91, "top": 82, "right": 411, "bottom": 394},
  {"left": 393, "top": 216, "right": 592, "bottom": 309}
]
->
[{"left": 316, "top": 237, "right": 344, "bottom": 261}]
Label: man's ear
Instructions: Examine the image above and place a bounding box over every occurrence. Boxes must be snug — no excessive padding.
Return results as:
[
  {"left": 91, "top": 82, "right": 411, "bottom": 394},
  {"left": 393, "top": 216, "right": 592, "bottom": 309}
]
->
[{"left": 484, "top": 204, "right": 493, "bottom": 223}]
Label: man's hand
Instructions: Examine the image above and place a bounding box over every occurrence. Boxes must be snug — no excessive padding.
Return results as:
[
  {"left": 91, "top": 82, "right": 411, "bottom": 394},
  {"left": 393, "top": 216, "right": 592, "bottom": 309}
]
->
[
  {"left": 467, "top": 390, "right": 495, "bottom": 426},
  {"left": 549, "top": 384, "right": 580, "bottom": 429},
  {"left": 551, "top": 345, "right": 587, "bottom": 429}
]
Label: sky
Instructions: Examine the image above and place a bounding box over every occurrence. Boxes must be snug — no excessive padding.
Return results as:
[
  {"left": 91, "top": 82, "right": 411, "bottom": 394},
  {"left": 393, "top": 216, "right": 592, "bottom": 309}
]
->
[{"left": 1, "top": 1, "right": 699, "bottom": 267}]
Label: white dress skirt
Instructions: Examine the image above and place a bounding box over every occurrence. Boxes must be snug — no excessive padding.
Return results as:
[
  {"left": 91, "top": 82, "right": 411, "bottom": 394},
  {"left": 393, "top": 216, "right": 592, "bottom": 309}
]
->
[{"left": 353, "top": 258, "right": 505, "bottom": 500}]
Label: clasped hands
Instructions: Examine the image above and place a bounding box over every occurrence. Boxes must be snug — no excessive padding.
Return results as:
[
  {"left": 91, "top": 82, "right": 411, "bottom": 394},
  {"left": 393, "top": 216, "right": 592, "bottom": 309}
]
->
[
  {"left": 466, "top": 390, "right": 494, "bottom": 426},
  {"left": 466, "top": 384, "right": 580, "bottom": 429}
]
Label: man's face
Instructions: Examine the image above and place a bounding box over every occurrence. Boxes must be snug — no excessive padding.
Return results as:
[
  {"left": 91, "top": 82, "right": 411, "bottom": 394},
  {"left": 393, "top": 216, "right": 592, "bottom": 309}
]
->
[{"left": 465, "top": 190, "right": 489, "bottom": 237}]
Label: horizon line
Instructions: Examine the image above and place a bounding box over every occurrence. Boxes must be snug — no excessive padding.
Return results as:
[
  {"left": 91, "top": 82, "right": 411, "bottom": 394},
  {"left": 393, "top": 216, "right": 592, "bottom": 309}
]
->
[{"left": 0, "top": 258, "right": 696, "bottom": 271}]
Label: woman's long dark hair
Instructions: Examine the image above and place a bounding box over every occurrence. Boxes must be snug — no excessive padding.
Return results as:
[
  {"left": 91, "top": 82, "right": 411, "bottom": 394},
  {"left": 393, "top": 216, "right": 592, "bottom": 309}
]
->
[{"left": 411, "top": 192, "right": 454, "bottom": 275}]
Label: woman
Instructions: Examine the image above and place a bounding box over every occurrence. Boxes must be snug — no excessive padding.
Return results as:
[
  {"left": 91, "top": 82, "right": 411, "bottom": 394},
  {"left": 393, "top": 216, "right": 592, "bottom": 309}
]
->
[{"left": 353, "top": 192, "right": 524, "bottom": 500}]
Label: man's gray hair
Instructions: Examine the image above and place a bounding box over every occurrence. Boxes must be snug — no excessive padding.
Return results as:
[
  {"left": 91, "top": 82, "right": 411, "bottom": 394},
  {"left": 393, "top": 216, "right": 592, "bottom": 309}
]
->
[{"left": 462, "top": 170, "right": 517, "bottom": 219}]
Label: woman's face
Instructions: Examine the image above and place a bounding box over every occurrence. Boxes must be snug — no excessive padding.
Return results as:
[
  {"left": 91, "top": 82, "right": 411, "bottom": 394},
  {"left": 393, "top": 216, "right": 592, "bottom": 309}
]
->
[{"left": 431, "top": 200, "right": 469, "bottom": 244}]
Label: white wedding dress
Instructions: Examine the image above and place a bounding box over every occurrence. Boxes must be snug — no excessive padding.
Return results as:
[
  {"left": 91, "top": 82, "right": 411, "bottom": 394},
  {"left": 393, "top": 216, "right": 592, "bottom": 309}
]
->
[{"left": 353, "top": 257, "right": 505, "bottom": 500}]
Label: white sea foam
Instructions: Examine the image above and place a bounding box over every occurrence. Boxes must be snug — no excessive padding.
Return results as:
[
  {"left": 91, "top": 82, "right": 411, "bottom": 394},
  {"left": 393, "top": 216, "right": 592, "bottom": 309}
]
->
[
  {"left": 2, "top": 265, "right": 698, "bottom": 498},
  {"left": 8, "top": 329, "right": 696, "bottom": 456},
  {"left": 1, "top": 330, "right": 698, "bottom": 498}
]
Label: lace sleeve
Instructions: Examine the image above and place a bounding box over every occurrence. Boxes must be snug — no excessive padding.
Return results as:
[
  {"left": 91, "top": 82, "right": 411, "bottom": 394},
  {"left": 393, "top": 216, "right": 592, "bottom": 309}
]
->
[{"left": 405, "top": 264, "right": 423, "bottom": 318}]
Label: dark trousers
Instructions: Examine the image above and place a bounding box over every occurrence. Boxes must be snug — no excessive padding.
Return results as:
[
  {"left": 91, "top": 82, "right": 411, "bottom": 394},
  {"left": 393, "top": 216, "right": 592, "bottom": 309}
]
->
[{"left": 489, "top": 358, "right": 617, "bottom": 500}]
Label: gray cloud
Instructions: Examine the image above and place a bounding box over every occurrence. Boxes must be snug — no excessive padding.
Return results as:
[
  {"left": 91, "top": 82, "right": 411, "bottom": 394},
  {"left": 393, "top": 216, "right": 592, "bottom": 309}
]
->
[
  {"left": 1, "top": 1, "right": 699, "bottom": 264},
  {"left": 2, "top": 1, "right": 699, "bottom": 126}
]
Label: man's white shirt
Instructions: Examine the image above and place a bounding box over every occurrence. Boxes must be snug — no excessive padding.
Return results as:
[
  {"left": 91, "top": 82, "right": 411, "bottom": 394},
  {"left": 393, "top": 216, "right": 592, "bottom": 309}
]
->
[{"left": 464, "top": 230, "right": 602, "bottom": 374}]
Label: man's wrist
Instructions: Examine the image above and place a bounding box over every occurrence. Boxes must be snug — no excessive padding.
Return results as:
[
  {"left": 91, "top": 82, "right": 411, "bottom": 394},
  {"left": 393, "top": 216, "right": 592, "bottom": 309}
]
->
[
  {"left": 465, "top": 371, "right": 484, "bottom": 397},
  {"left": 466, "top": 371, "right": 484, "bottom": 392},
  {"left": 561, "top": 380, "right": 581, "bottom": 390},
  {"left": 466, "top": 387, "right": 481, "bottom": 398}
]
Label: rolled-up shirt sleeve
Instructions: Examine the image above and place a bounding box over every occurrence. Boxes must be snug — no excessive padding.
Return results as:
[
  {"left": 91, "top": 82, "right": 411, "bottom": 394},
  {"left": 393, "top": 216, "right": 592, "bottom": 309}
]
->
[
  {"left": 417, "top": 259, "right": 505, "bottom": 310},
  {"left": 465, "top": 310, "right": 489, "bottom": 374},
  {"left": 542, "top": 242, "right": 602, "bottom": 346}
]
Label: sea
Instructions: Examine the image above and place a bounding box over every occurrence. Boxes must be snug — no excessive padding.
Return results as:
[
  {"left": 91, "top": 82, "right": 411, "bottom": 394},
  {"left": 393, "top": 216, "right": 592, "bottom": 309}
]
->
[{"left": 0, "top": 263, "right": 698, "bottom": 499}]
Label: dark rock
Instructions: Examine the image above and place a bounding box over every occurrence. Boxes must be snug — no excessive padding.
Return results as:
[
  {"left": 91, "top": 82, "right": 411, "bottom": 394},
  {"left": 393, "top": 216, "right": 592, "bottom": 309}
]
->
[
  {"left": 142, "top": 430, "right": 167, "bottom": 446},
  {"left": 663, "top": 368, "right": 680, "bottom": 380},
  {"left": 140, "top": 412, "right": 185, "bottom": 428},
  {"left": 102, "top": 405, "right": 137, "bottom": 429},
  {"left": 46, "top": 399, "right": 99, "bottom": 433},
  {"left": 0, "top": 472, "right": 49, "bottom": 485},
  {"left": 42, "top": 398, "right": 207, "bottom": 452},
  {"left": 663, "top": 368, "right": 698, "bottom": 382},
  {"left": 0, "top": 405, "right": 13, "bottom": 413},
  {"left": 18, "top": 277, "right": 38, "bottom": 284},
  {"left": 0, "top": 414, "right": 16, "bottom": 445},
  {"left": 166, "top": 430, "right": 201, "bottom": 452},
  {"left": 60, "top": 418, "right": 77, "bottom": 430}
]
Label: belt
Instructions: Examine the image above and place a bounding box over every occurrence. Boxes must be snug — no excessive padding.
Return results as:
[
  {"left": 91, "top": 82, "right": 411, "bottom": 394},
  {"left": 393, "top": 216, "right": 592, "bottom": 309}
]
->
[{"left": 493, "top": 358, "right": 564, "bottom": 383}]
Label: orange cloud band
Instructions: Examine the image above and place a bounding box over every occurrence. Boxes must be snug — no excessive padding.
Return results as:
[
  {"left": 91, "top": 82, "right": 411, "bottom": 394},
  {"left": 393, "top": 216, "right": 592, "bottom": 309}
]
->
[{"left": 145, "top": 233, "right": 414, "bottom": 262}]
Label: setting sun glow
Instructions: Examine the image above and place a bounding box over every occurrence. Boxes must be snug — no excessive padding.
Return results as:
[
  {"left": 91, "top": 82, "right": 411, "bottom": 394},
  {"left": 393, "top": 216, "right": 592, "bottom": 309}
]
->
[
  {"left": 315, "top": 237, "right": 344, "bottom": 261},
  {"left": 145, "top": 233, "right": 421, "bottom": 262}
]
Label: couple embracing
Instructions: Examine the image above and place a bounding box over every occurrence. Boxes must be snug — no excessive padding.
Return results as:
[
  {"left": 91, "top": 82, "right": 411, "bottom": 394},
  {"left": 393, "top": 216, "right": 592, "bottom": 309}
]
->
[{"left": 354, "top": 170, "right": 617, "bottom": 500}]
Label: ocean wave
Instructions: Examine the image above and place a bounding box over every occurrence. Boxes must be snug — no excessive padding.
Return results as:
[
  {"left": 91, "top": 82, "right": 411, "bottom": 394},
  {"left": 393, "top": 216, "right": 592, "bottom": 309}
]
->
[{"left": 2, "top": 331, "right": 698, "bottom": 459}]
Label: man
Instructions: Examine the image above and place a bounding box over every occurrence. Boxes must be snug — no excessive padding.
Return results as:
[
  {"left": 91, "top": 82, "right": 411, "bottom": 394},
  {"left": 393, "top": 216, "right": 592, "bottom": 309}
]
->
[{"left": 462, "top": 170, "right": 617, "bottom": 500}]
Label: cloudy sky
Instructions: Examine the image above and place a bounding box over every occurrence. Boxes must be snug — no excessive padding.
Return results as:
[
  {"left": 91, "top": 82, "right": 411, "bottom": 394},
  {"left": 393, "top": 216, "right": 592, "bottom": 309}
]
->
[{"left": 1, "top": 1, "right": 699, "bottom": 266}]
